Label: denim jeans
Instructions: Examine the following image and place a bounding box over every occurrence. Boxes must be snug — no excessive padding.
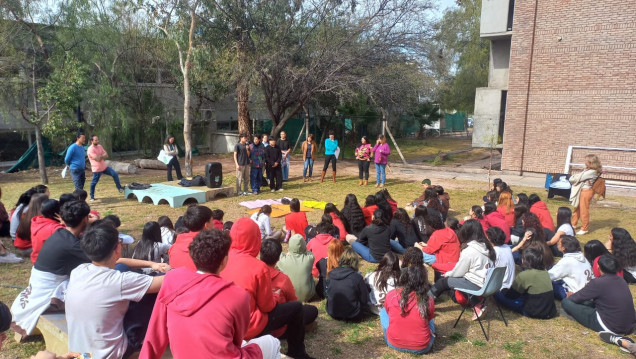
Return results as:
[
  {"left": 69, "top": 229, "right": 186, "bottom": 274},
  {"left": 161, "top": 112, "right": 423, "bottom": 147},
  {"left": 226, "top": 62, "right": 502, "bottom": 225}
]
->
[
  {"left": 250, "top": 167, "right": 262, "bottom": 193},
  {"left": 380, "top": 308, "right": 435, "bottom": 354},
  {"left": 552, "top": 280, "right": 567, "bottom": 300},
  {"left": 494, "top": 291, "right": 526, "bottom": 315},
  {"left": 351, "top": 241, "right": 379, "bottom": 263},
  {"left": 375, "top": 163, "right": 386, "bottom": 185},
  {"left": 90, "top": 166, "right": 122, "bottom": 199},
  {"left": 282, "top": 156, "right": 290, "bottom": 180},
  {"left": 70, "top": 168, "right": 86, "bottom": 190},
  {"left": 389, "top": 240, "right": 405, "bottom": 254},
  {"left": 422, "top": 252, "right": 436, "bottom": 265},
  {"left": 303, "top": 158, "right": 314, "bottom": 178}
]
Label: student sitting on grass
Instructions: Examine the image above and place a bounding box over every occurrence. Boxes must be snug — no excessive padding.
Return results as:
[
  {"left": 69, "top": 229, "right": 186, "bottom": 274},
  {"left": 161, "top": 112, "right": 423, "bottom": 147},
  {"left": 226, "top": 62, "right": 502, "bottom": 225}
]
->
[
  {"left": 483, "top": 202, "right": 511, "bottom": 244},
  {"left": 14, "top": 193, "right": 48, "bottom": 254},
  {"left": 326, "top": 248, "right": 369, "bottom": 321},
  {"left": 494, "top": 248, "right": 557, "bottom": 319},
  {"left": 278, "top": 234, "right": 316, "bottom": 302},
  {"left": 66, "top": 224, "right": 170, "bottom": 358},
  {"left": 401, "top": 247, "right": 424, "bottom": 270},
  {"left": 157, "top": 216, "right": 175, "bottom": 245},
  {"left": 415, "top": 212, "right": 460, "bottom": 277},
  {"left": 562, "top": 254, "right": 636, "bottom": 336},
  {"left": 548, "top": 235, "right": 593, "bottom": 300},
  {"left": 132, "top": 221, "right": 171, "bottom": 268},
  {"left": 168, "top": 205, "right": 215, "bottom": 271},
  {"left": 261, "top": 238, "right": 318, "bottom": 333},
  {"left": 365, "top": 252, "right": 401, "bottom": 315},
  {"left": 351, "top": 209, "right": 394, "bottom": 262},
  {"left": 545, "top": 207, "right": 575, "bottom": 257},
  {"left": 362, "top": 195, "right": 378, "bottom": 225},
  {"left": 29, "top": 199, "right": 64, "bottom": 263},
  {"left": 285, "top": 198, "right": 309, "bottom": 239},
  {"left": 486, "top": 227, "right": 515, "bottom": 290},
  {"left": 324, "top": 203, "right": 348, "bottom": 241},
  {"left": 390, "top": 208, "right": 419, "bottom": 250},
  {"left": 340, "top": 193, "right": 366, "bottom": 238},
  {"left": 605, "top": 228, "right": 636, "bottom": 283},
  {"left": 511, "top": 226, "right": 554, "bottom": 270},
  {"left": 315, "top": 239, "right": 345, "bottom": 299},
  {"left": 381, "top": 265, "right": 435, "bottom": 355},
  {"left": 584, "top": 239, "right": 623, "bottom": 278},
  {"left": 211, "top": 209, "right": 225, "bottom": 230},
  {"left": 307, "top": 221, "right": 337, "bottom": 277},
  {"left": 141, "top": 229, "right": 281, "bottom": 359},
  {"left": 250, "top": 205, "right": 284, "bottom": 241}
]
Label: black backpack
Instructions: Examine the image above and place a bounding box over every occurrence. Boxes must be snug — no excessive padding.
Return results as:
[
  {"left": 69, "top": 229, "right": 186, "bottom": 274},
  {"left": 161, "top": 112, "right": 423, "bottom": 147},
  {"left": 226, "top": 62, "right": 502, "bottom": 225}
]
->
[{"left": 179, "top": 175, "right": 205, "bottom": 187}]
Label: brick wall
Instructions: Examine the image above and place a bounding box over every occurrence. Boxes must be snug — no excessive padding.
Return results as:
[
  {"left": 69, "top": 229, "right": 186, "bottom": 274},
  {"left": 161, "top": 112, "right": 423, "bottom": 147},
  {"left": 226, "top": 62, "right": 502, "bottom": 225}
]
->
[{"left": 501, "top": 0, "right": 636, "bottom": 181}]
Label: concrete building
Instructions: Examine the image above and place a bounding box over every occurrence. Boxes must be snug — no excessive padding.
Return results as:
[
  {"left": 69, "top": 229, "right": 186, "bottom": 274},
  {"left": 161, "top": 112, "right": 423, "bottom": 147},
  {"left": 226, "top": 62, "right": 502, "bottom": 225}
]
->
[{"left": 474, "top": 0, "right": 636, "bottom": 181}]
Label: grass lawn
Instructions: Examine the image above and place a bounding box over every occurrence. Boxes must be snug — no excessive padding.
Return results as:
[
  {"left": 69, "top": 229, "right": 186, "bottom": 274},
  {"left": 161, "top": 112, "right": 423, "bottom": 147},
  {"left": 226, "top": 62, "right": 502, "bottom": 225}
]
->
[{"left": 1, "top": 151, "right": 635, "bottom": 359}]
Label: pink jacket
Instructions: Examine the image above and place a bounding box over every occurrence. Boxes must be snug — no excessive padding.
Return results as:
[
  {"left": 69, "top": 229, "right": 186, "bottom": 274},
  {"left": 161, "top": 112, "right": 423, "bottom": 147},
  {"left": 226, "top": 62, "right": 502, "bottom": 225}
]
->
[{"left": 372, "top": 143, "right": 391, "bottom": 164}]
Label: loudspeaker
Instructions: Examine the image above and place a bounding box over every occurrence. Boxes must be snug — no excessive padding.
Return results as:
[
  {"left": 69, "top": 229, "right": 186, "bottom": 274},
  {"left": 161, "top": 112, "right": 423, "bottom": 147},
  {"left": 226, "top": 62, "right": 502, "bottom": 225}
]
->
[{"left": 205, "top": 162, "right": 223, "bottom": 188}]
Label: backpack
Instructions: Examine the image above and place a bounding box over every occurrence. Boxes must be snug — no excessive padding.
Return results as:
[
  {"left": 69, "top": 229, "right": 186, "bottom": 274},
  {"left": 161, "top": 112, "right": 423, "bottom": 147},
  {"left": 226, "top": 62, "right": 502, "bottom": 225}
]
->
[
  {"left": 591, "top": 175, "right": 606, "bottom": 199},
  {"left": 179, "top": 175, "right": 206, "bottom": 187}
]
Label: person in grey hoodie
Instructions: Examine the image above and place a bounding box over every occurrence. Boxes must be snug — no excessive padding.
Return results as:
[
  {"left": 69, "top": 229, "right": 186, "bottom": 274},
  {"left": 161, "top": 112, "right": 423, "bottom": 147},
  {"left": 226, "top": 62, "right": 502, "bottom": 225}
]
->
[
  {"left": 548, "top": 236, "right": 593, "bottom": 300},
  {"left": 278, "top": 234, "right": 316, "bottom": 302}
]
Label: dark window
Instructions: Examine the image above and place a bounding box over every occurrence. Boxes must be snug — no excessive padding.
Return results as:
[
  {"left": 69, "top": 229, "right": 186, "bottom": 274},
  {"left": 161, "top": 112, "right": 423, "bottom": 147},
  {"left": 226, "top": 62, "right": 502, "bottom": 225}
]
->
[{"left": 507, "top": 0, "right": 515, "bottom": 31}]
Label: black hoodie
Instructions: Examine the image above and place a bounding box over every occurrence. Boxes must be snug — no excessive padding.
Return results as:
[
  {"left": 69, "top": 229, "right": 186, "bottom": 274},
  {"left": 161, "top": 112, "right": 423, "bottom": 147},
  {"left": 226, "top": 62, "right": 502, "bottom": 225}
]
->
[
  {"left": 326, "top": 266, "right": 369, "bottom": 320},
  {"left": 357, "top": 223, "right": 391, "bottom": 261}
]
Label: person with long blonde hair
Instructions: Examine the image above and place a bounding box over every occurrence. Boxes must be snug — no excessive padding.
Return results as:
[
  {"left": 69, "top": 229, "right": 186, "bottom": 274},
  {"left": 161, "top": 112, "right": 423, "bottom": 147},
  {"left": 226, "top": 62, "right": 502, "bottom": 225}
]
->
[
  {"left": 569, "top": 154, "right": 602, "bottom": 235},
  {"left": 315, "top": 239, "right": 345, "bottom": 299},
  {"left": 497, "top": 191, "right": 515, "bottom": 227}
]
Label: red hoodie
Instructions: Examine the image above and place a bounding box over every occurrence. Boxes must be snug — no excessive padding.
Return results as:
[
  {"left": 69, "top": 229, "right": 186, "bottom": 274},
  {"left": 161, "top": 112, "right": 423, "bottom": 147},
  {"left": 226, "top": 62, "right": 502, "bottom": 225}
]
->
[
  {"left": 329, "top": 213, "right": 348, "bottom": 240},
  {"left": 422, "top": 227, "right": 460, "bottom": 273},
  {"left": 497, "top": 206, "right": 515, "bottom": 227},
  {"left": 220, "top": 217, "right": 275, "bottom": 339},
  {"left": 485, "top": 211, "right": 511, "bottom": 244},
  {"left": 139, "top": 268, "right": 262, "bottom": 359},
  {"left": 30, "top": 216, "right": 64, "bottom": 263},
  {"left": 213, "top": 219, "right": 224, "bottom": 231},
  {"left": 168, "top": 231, "right": 199, "bottom": 271},
  {"left": 285, "top": 212, "right": 308, "bottom": 238},
  {"left": 306, "top": 233, "right": 335, "bottom": 277},
  {"left": 268, "top": 266, "right": 297, "bottom": 338},
  {"left": 530, "top": 201, "right": 555, "bottom": 232},
  {"left": 362, "top": 205, "right": 378, "bottom": 225}
]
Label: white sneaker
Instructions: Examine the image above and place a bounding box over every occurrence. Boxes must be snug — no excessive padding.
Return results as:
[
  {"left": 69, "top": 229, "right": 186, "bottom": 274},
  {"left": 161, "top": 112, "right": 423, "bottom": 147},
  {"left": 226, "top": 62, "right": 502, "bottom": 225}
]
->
[
  {"left": 277, "top": 188, "right": 284, "bottom": 192},
  {"left": 576, "top": 230, "right": 589, "bottom": 235},
  {"left": 89, "top": 198, "right": 96, "bottom": 202},
  {"left": 271, "top": 189, "right": 275, "bottom": 192},
  {"left": 0, "top": 252, "right": 23, "bottom": 263}
]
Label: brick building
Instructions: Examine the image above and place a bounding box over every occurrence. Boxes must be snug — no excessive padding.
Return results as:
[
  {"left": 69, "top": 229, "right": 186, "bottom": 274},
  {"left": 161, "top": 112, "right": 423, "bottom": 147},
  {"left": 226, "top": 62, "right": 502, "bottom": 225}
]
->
[{"left": 473, "top": 0, "right": 636, "bottom": 181}]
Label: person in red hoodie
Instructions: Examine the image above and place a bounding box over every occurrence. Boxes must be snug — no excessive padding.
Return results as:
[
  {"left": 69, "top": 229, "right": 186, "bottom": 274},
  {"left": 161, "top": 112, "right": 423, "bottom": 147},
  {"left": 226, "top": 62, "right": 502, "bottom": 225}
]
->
[
  {"left": 415, "top": 212, "right": 460, "bottom": 277},
  {"left": 220, "top": 217, "right": 314, "bottom": 359},
  {"left": 168, "top": 206, "right": 214, "bottom": 271},
  {"left": 484, "top": 202, "right": 511, "bottom": 244},
  {"left": 362, "top": 195, "right": 379, "bottom": 226},
  {"left": 140, "top": 229, "right": 281, "bottom": 359},
  {"left": 30, "top": 199, "right": 64, "bottom": 263},
  {"left": 211, "top": 209, "right": 224, "bottom": 230},
  {"left": 306, "top": 222, "right": 337, "bottom": 277},
  {"left": 324, "top": 203, "right": 348, "bottom": 241},
  {"left": 284, "top": 198, "right": 309, "bottom": 239},
  {"left": 529, "top": 194, "right": 555, "bottom": 232}
]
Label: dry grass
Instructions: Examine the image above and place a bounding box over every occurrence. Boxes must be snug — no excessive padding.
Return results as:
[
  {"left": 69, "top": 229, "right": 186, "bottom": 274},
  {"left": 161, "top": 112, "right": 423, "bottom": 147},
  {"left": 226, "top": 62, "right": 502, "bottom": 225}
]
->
[{"left": 1, "top": 147, "right": 635, "bottom": 359}]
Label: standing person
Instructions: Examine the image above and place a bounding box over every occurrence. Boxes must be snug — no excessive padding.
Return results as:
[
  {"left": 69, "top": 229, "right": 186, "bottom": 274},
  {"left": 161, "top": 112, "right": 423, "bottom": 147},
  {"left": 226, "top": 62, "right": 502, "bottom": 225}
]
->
[
  {"left": 87, "top": 135, "right": 124, "bottom": 201},
  {"left": 65, "top": 132, "right": 87, "bottom": 190},
  {"left": 570, "top": 154, "right": 603, "bottom": 235},
  {"left": 234, "top": 132, "right": 251, "bottom": 196},
  {"left": 301, "top": 134, "right": 315, "bottom": 182},
  {"left": 277, "top": 131, "right": 291, "bottom": 182},
  {"left": 163, "top": 135, "right": 183, "bottom": 182},
  {"left": 264, "top": 137, "right": 283, "bottom": 192},
  {"left": 371, "top": 134, "right": 391, "bottom": 188},
  {"left": 261, "top": 134, "right": 269, "bottom": 187},
  {"left": 355, "top": 136, "right": 372, "bottom": 186},
  {"left": 321, "top": 130, "right": 338, "bottom": 183},
  {"left": 249, "top": 134, "right": 265, "bottom": 195}
]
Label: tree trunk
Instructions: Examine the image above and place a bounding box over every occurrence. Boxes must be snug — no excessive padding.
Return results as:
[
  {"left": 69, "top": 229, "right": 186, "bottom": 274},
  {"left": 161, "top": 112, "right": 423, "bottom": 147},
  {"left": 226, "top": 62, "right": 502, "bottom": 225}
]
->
[
  {"left": 237, "top": 81, "right": 251, "bottom": 136},
  {"left": 35, "top": 126, "right": 48, "bottom": 184},
  {"left": 183, "top": 71, "right": 193, "bottom": 177}
]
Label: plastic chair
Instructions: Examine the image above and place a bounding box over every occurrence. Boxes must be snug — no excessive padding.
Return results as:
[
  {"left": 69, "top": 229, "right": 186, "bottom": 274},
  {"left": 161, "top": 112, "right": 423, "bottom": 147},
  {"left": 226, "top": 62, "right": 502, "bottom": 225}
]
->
[{"left": 453, "top": 266, "right": 508, "bottom": 341}]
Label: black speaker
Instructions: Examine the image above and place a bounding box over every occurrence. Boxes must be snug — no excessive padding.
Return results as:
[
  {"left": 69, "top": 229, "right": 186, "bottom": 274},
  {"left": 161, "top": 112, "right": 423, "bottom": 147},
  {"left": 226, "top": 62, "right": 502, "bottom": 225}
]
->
[{"left": 205, "top": 162, "right": 223, "bottom": 188}]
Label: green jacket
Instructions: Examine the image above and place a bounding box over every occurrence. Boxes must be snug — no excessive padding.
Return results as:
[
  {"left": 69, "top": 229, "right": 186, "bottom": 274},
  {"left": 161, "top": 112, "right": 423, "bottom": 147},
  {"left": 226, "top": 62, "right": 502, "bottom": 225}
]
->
[{"left": 278, "top": 234, "right": 316, "bottom": 302}]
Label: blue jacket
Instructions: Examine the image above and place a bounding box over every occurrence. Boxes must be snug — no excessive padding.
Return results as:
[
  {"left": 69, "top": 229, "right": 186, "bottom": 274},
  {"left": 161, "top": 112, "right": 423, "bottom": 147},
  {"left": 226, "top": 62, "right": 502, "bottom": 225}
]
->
[
  {"left": 324, "top": 139, "right": 338, "bottom": 155},
  {"left": 65, "top": 143, "right": 86, "bottom": 170}
]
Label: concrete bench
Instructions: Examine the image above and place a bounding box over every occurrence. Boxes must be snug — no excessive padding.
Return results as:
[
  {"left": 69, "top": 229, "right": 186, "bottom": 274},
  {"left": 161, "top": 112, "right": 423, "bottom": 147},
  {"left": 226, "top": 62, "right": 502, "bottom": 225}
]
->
[{"left": 125, "top": 183, "right": 206, "bottom": 208}]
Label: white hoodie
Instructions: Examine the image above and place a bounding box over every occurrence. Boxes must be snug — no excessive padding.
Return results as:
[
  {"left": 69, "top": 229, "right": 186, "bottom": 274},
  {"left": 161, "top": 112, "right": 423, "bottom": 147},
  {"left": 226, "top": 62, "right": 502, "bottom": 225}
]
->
[
  {"left": 445, "top": 241, "right": 494, "bottom": 287},
  {"left": 548, "top": 251, "right": 594, "bottom": 293}
]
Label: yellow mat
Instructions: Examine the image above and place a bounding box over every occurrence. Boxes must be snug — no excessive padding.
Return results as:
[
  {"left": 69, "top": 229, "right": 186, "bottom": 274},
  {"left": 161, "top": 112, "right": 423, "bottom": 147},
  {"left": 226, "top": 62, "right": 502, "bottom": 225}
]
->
[{"left": 247, "top": 203, "right": 313, "bottom": 218}]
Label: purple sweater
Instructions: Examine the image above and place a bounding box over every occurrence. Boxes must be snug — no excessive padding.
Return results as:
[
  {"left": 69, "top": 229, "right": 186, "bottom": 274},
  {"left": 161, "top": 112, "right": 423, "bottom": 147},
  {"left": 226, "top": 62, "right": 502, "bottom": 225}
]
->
[{"left": 372, "top": 143, "right": 391, "bottom": 164}]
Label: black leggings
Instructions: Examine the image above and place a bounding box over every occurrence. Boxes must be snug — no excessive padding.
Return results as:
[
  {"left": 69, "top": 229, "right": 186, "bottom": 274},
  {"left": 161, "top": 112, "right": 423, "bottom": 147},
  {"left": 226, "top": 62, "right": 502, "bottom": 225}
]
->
[
  {"left": 166, "top": 157, "right": 183, "bottom": 181},
  {"left": 357, "top": 160, "right": 370, "bottom": 180},
  {"left": 323, "top": 154, "right": 337, "bottom": 171},
  {"left": 258, "top": 301, "right": 307, "bottom": 357}
]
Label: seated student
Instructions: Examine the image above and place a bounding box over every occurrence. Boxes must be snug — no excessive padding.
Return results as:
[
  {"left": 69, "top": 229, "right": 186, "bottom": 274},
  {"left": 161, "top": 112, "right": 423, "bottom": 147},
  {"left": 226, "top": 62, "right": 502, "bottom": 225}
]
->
[
  {"left": 261, "top": 239, "right": 318, "bottom": 332},
  {"left": 326, "top": 248, "right": 369, "bottom": 321},
  {"left": 211, "top": 209, "right": 224, "bottom": 230},
  {"left": 511, "top": 217, "right": 555, "bottom": 269},
  {"left": 285, "top": 198, "right": 309, "bottom": 239},
  {"left": 435, "top": 185, "right": 450, "bottom": 217},
  {"left": 486, "top": 227, "right": 515, "bottom": 290},
  {"left": 361, "top": 195, "right": 378, "bottom": 226},
  {"left": 605, "top": 228, "right": 636, "bottom": 283},
  {"left": 324, "top": 203, "right": 348, "bottom": 240},
  {"left": 410, "top": 178, "right": 432, "bottom": 208},
  {"left": 66, "top": 224, "right": 168, "bottom": 358},
  {"left": 377, "top": 188, "right": 398, "bottom": 215},
  {"left": 30, "top": 199, "right": 64, "bottom": 263},
  {"left": 365, "top": 252, "right": 400, "bottom": 315},
  {"left": 142, "top": 229, "right": 280, "bottom": 359},
  {"left": 374, "top": 192, "right": 394, "bottom": 225},
  {"left": 381, "top": 265, "right": 435, "bottom": 355},
  {"left": 315, "top": 239, "right": 345, "bottom": 299},
  {"left": 72, "top": 189, "right": 100, "bottom": 221},
  {"left": 220, "top": 217, "right": 313, "bottom": 359},
  {"left": 102, "top": 214, "right": 135, "bottom": 247},
  {"left": 483, "top": 202, "right": 511, "bottom": 244},
  {"left": 421, "top": 188, "right": 445, "bottom": 222},
  {"left": 351, "top": 209, "right": 394, "bottom": 262},
  {"left": 548, "top": 236, "right": 593, "bottom": 300},
  {"left": 390, "top": 208, "right": 419, "bottom": 249},
  {"left": 509, "top": 204, "right": 528, "bottom": 245},
  {"left": 429, "top": 220, "right": 496, "bottom": 319},
  {"left": 223, "top": 221, "right": 233, "bottom": 234},
  {"left": 462, "top": 205, "right": 489, "bottom": 233},
  {"left": 584, "top": 239, "right": 623, "bottom": 279},
  {"left": 15, "top": 193, "right": 48, "bottom": 253},
  {"left": 528, "top": 194, "right": 555, "bottom": 232},
  {"left": 496, "top": 191, "right": 515, "bottom": 227},
  {"left": 412, "top": 206, "right": 430, "bottom": 243},
  {"left": 494, "top": 248, "right": 557, "bottom": 319},
  {"left": 168, "top": 205, "right": 215, "bottom": 271},
  {"left": 277, "top": 234, "right": 316, "bottom": 302},
  {"left": 251, "top": 205, "right": 284, "bottom": 241},
  {"left": 415, "top": 212, "right": 460, "bottom": 276},
  {"left": 306, "top": 221, "right": 337, "bottom": 277},
  {"left": 562, "top": 254, "right": 636, "bottom": 335},
  {"left": 157, "top": 216, "right": 175, "bottom": 245},
  {"left": 401, "top": 247, "right": 424, "bottom": 270},
  {"left": 132, "top": 221, "right": 171, "bottom": 267},
  {"left": 546, "top": 207, "right": 575, "bottom": 258},
  {"left": 340, "top": 193, "right": 366, "bottom": 238}
]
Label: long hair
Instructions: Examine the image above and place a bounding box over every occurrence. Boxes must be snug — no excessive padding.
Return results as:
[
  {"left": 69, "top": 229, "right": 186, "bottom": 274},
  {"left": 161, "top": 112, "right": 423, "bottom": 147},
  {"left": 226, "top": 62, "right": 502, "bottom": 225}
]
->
[
  {"left": 522, "top": 227, "right": 554, "bottom": 269},
  {"left": 401, "top": 247, "right": 424, "bottom": 268},
  {"left": 157, "top": 216, "right": 174, "bottom": 230},
  {"left": 610, "top": 228, "right": 636, "bottom": 269},
  {"left": 374, "top": 193, "right": 392, "bottom": 224},
  {"left": 372, "top": 209, "right": 386, "bottom": 227},
  {"left": 458, "top": 219, "right": 496, "bottom": 261},
  {"left": 341, "top": 194, "right": 365, "bottom": 234},
  {"left": 133, "top": 221, "right": 162, "bottom": 262},
  {"left": 556, "top": 207, "right": 574, "bottom": 233},
  {"left": 425, "top": 188, "right": 444, "bottom": 213},
  {"left": 513, "top": 204, "right": 528, "bottom": 224},
  {"left": 585, "top": 154, "right": 602, "bottom": 174},
  {"left": 16, "top": 193, "right": 48, "bottom": 240},
  {"left": 164, "top": 135, "right": 175, "bottom": 145},
  {"left": 516, "top": 193, "right": 529, "bottom": 207},
  {"left": 256, "top": 205, "right": 272, "bottom": 220},
  {"left": 471, "top": 205, "right": 484, "bottom": 219},
  {"left": 398, "top": 265, "right": 431, "bottom": 319},
  {"left": 392, "top": 208, "right": 412, "bottom": 234},
  {"left": 326, "top": 239, "right": 345, "bottom": 278},
  {"left": 373, "top": 252, "right": 401, "bottom": 293},
  {"left": 521, "top": 212, "right": 545, "bottom": 241},
  {"left": 498, "top": 191, "right": 514, "bottom": 214},
  {"left": 584, "top": 239, "right": 611, "bottom": 266}
]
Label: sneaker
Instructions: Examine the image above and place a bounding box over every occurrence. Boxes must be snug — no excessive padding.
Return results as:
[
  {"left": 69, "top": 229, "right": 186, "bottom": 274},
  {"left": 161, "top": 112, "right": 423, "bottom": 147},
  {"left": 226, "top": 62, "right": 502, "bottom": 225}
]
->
[
  {"left": 277, "top": 188, "right": 284, "bottom": 192},
  {"left": 118, "top": 187, "right": 124, "bottom": 193},
  {"left": 252, "top": 191, "right": 259, "bottom": 195},
  {"left": 271, "top": 189, "right": 276, "bottom": 192},
  {"left": 599, "top": 331, "right": 635, "bottom": 353},
  {"left": 0, "top": 252, "right": 24, "bottom": 264},
  {"left": 246, "top": 192, "right": 253, "bottom": 195},
  {"left": 89, "top": 198, "right": 96, "bottom": 202},
  {"left": 472, "top": 302, "right": 487, "bottom": 321},
  {"left": 576, "top": 230, "right": 589, "bottom": 235}
]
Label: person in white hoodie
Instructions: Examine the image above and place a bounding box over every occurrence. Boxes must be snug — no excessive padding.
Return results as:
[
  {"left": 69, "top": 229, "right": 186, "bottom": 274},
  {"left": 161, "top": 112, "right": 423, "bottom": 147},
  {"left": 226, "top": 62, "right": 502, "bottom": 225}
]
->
[
  {"left": 548, "top": 236, "right": 593, "bottom": 300},
  {"left": 429, "top": 219, "right": 496, "bottom": 319}
]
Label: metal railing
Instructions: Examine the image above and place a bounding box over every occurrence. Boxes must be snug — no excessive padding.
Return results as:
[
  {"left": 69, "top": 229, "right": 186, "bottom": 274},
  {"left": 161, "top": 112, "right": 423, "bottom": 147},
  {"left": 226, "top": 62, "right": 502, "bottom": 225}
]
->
[{"left": 564, "top": 145, "right": 636, "bottom": 189}]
